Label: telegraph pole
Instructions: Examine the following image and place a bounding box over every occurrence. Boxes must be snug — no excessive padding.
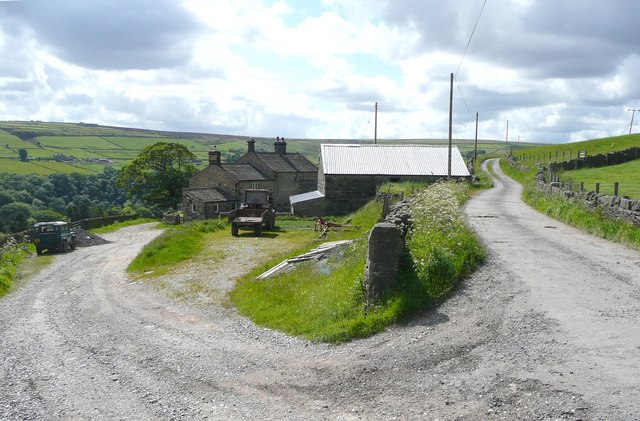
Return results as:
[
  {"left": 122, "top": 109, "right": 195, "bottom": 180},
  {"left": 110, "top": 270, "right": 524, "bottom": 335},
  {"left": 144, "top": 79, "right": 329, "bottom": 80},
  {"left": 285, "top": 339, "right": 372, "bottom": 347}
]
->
[
  {"left": 505, "top": 120, "right": 509, "bottom": 155},
  {"left": 473, "top": 112, "right": 479, "bottom": 175},
  {"left": 448, "top": 73, "right": 453, "bottom": 180},
  {"left": 374, "top": 102, "right": 378, "bottom": 144},
  {"left": 628, "top": 108, "right": 639, "bottom": 135}
]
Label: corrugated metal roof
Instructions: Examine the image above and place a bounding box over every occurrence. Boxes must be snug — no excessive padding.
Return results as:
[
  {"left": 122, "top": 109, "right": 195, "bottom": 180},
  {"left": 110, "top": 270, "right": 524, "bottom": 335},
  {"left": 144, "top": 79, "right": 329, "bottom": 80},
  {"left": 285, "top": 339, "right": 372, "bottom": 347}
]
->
[
  {"left": 290, "top": 190, "right": 325, "bottom": 205},
  {"left": 320, "top": 144, "right": 470, "bottom": 177}
]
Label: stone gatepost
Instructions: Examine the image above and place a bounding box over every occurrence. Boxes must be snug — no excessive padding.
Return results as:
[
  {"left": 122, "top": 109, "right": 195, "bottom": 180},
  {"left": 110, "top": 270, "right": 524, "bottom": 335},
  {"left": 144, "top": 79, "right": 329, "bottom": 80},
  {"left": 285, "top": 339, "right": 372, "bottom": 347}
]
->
[{"left": 364, "top": 222, "right": 403, "bottom": 306}]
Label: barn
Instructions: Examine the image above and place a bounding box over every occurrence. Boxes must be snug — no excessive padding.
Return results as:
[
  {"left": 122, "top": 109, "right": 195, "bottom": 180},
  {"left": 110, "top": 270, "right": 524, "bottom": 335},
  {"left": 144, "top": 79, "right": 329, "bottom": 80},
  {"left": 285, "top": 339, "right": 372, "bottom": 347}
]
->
[{"left": 290, "top": 144, "right": 470, "bottom": 216}]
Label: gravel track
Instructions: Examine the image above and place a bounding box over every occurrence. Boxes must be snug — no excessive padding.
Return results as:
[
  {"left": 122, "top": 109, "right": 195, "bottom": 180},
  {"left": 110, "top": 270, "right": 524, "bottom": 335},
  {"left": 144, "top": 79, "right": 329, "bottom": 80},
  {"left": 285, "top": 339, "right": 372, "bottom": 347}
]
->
[{"left": 1, "top": 159, "right": 640, "bottom": 420}]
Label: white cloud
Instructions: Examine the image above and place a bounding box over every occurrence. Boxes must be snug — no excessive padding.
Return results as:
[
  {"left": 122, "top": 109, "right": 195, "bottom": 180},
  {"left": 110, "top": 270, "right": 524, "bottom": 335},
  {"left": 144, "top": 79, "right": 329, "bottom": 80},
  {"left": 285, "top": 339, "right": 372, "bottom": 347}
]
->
[{"left": 1, "top": 0, "right": 640, "bottom": 142}]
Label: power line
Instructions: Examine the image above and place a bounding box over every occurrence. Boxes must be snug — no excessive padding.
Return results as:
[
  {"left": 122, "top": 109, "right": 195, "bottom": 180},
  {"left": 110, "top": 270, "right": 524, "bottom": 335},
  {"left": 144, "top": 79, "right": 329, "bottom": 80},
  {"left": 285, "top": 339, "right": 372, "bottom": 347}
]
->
[
  {"left": 455, "top": 0, "right": 487, "bottom": 77},
  {"left": 454, "top": 76, "right": 473, "bottom": 116}
]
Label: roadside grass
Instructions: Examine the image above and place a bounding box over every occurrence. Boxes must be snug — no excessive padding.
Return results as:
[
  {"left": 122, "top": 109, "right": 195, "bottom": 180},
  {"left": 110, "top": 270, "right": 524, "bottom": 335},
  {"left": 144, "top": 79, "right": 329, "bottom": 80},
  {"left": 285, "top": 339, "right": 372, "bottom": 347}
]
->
[
  {"left": 90, "top": 218, "right": 158, "bottom": 234},
  {"left": 127, "top": 219, "right": 227, "bottom": 277},
  {"left": 231, "top": 181, "right": 485, "bottom": 343},
  {"left": 0, "top": 240, "right": 50, "bottom": 298},
  {"left": 406, "top": 182, "right": 486, "bottom": 301},
  {"left": 500, "top": 159, "right": 640, "bottom": 251}
]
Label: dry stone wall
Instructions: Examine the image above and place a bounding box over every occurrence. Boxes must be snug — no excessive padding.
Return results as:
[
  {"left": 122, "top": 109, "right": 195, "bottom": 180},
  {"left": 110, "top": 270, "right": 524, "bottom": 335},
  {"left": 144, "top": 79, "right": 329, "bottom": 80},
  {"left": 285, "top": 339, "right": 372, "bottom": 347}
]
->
[
  {"left": 537, "top": 181, "right": 640, "bottom": 226},
  {"left": 549, "top": 147, "right": 640, "bottom": 171},
  {"left": 505, "top": 155, "right": 640, "bottom": 226}
]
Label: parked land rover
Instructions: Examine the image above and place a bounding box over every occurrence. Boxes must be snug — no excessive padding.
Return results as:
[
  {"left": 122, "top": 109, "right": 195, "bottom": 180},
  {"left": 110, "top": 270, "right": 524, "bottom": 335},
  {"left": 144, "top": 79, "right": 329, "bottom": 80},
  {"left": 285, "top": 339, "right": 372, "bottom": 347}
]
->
[{"left": 32, "top": 221, "right": 76, "bottom": 255}]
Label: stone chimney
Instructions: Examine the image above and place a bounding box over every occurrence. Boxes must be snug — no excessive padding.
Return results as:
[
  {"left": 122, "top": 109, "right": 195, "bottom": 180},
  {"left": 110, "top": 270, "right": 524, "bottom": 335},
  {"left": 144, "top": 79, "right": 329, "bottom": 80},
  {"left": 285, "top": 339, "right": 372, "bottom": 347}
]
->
[
  {"left": 208, "top": 150, "right": 221, "bottom": 166},
  {"left": 247, "top": 137, "right": 256, "bottom": 153},
  {"left": 274, "top": 136, "right": 287, "bottom": 155}
]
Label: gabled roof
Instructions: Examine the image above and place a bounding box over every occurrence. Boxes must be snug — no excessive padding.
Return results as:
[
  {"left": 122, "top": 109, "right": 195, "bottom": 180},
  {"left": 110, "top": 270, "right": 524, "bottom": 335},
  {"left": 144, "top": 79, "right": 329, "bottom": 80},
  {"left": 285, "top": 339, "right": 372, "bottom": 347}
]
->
[
  {"left": 320, "top": 144, "right": 470, "bottom": 177},
  {"left": 220, "top": 164, "right": 268, "bottom": 181},
  {"left": 255, "top": 152, "right": 317, "bottom": 173},
  {"left": 184, "top": 188, "right": 235, "bottom": 203}
]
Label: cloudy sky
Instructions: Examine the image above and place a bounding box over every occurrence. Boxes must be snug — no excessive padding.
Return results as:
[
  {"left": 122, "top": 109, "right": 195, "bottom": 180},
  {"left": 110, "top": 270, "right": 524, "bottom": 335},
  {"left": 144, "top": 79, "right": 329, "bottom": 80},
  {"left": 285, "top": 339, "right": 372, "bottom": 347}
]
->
[{"left": 1, "top": 0, "right": 639, "bottom": 143}]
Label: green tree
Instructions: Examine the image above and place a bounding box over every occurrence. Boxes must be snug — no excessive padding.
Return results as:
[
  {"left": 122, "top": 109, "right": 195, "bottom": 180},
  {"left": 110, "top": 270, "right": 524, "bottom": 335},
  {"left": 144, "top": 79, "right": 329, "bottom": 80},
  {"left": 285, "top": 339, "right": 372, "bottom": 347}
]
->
[
  {"left": 117, "top": 142, "right": 197, "bottom": 211},
  {"left": 18, "top": 148, "right": 28, "bottom": 162},
  {"left": 0, "top": 202, "right": 32, "bottom": 233}
]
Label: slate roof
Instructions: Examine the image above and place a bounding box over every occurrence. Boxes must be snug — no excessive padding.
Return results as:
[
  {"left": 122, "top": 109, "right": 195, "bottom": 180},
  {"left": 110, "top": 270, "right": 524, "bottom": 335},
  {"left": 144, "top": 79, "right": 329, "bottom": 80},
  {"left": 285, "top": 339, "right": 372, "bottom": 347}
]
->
[
  {"left": 220, "top": 164, "right": 268, "bottom": 181},
  {"left": 184, "top": 188, "right": 235, "bottom": 203},
  {"left": 320, "top": 144, "right": 470, "bottom": 177},
  {"left": 255, "top": 152, "right": 317, "bottom": 173}
]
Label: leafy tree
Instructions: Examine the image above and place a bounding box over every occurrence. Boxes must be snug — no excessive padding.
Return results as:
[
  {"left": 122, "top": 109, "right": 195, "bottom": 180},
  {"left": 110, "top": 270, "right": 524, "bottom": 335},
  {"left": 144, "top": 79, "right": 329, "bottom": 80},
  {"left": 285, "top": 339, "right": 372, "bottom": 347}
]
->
[
  {"left": 0, "top": 202, "right": 32, "bottom": 233},
  {"left": 117, "top": 142, "right": 197, "bottom": 211},
  {"left": 0, "top": 191, "right": 13, "bottom": 208},
  {"left": 18, "top": 148, "right": 28, "bottom": 162},
  {"left": 30, "top": 208, "right": 67, "bottom": 223}
]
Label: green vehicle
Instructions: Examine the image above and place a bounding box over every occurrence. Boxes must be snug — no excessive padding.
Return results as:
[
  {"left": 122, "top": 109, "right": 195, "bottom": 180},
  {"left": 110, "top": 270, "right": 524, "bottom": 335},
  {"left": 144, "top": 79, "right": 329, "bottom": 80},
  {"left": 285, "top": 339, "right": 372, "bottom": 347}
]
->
[{"left": 32, "top": 221, "right": 77, "bottom": 255}]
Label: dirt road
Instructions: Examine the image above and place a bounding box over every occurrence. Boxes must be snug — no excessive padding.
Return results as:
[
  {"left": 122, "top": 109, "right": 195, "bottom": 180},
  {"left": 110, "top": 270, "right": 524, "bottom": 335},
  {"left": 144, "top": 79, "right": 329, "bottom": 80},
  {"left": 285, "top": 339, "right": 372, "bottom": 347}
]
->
[{"left": 1, "top": 159, "right": 640, "bottom": 420}]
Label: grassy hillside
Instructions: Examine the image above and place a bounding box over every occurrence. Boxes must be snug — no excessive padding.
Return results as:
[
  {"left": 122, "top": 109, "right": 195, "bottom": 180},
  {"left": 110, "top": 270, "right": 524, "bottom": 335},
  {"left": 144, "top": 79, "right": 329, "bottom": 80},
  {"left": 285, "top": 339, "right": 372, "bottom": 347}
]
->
[
  {"left": 515, "top": 133, "right": 640, "bottom": 163},
  {"left": 0, "top": 120, "right": 533, "bottom": 176},
  {"left": 510, "top": 133, "right": 640, "bottom": 199}
]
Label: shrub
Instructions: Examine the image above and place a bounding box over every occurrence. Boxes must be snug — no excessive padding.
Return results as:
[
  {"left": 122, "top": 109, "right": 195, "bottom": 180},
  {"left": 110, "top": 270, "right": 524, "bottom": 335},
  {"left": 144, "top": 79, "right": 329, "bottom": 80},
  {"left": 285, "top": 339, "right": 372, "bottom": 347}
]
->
[{"left": 407, "top": 181, "right": 486, "bottom": 300}]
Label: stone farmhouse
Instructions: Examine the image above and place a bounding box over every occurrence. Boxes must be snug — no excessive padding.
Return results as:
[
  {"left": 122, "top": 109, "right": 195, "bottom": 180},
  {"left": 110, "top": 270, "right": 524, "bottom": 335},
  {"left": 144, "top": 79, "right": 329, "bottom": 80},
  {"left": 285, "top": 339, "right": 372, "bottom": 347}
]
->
[
  {"left": 290, "top": 144, "right": 471, "bottom": 216},
  {"left": 182, "top": 138, "right": 317, "bottom": 221}
]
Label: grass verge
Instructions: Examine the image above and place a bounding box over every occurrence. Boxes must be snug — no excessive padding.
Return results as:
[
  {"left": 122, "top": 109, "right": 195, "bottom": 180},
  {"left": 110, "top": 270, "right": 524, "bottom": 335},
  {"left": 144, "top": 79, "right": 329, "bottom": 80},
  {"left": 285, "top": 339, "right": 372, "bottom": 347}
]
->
[
  {"left": 0, "top": 240, "right": 47, "bottom": 298},
  {"left": 90, "top": 218, "right": 158, "bottom": 234},
  {"left": 500, "top": 159, "right": 640, "bottom": 251},
  {"left": 127, "top": 219, "right": 226, "bottom": 276},
  {"left": 231, "top": 181, "right": 485, "bottom": 343}
]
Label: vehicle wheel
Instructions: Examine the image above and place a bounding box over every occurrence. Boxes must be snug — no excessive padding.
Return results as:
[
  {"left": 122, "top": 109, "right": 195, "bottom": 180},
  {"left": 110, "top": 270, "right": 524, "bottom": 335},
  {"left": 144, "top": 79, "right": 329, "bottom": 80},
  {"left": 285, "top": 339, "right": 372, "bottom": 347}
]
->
[
  {"left": 70, "top": 239, "right": 76, "bottom": 250},
  {"left": 36, "top": 247, "right": 42, "bottom": 256},
  {"left": 255, "top": 225, "right": 262, "bottom": 236},
  {"left": 231, "top": 224, "right": 238, "bottom": 236}
]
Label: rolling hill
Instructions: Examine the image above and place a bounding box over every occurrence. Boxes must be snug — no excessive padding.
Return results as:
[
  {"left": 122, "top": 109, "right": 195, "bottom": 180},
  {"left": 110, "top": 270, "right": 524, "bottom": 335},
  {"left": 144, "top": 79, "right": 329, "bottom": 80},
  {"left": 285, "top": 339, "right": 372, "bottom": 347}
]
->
[{"left": 0, "top": 120, "right": 538, "bottom": 176}]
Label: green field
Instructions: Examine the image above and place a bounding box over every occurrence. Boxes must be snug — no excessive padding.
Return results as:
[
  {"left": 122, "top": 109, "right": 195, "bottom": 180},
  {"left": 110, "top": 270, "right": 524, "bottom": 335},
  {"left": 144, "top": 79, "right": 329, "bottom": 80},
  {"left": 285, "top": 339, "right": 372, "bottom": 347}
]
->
[
  {"left": 556, "top": 159, "right": 640, "bottom": 199},
  {"left": 36, "top": 135, "right": 121, "bottom": 150},
  {"left": 0, "top": 130, "right": 28, "bottom": 148},
  {"left": 0, "top": 158, "right": 107, "bottom": 175}
]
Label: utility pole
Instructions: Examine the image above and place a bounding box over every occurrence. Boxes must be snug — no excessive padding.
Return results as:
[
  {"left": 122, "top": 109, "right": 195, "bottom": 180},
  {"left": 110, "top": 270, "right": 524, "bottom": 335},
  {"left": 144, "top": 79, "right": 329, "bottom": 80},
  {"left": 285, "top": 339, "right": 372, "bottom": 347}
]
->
[
  {"left": 473, "top": 112, "right": 479, "bottom": 175},
  {"left": 628, "top": 108, "right": 639, "bottom": 135},
  {"left": 505, "top": 120, "right": 509, "bottom": 155},
  {"left": 448, "top": 73, "right": 453, "bottom": 180},
  {"left": 374, "top": 102, "right": 378, "bottom": 144}
]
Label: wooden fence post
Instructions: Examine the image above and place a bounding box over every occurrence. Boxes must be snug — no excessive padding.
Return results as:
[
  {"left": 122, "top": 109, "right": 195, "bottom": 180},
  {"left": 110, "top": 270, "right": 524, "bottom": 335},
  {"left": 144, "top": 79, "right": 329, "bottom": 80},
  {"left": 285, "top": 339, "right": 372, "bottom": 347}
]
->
[
  {"left": 614, "top": 182, "right": 619, "bottom": 197},
  {"left": 596, "top": 183, "right": 600, "bottom": 194},
  {"left": 580, "top": 182, "right": 584, "bottom": 192}
]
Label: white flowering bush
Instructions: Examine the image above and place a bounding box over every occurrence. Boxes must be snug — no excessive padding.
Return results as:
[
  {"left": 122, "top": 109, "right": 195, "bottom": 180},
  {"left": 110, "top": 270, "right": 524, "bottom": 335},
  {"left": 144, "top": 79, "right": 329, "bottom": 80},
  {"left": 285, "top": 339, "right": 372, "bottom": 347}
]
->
[{"left": 407, "top": 181, "right": 485, "bottom": 300}]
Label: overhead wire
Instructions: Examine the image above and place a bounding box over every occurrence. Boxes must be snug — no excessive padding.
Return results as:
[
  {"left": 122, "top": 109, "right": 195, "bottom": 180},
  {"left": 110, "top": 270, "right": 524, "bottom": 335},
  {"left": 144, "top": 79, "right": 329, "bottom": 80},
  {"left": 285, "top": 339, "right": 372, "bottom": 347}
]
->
[
  {"left": 455, "top": 0, "right": 487, "bottom": 79},
  {"left": 452, "top": 0, "right": 487, "bottom": 119}
]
